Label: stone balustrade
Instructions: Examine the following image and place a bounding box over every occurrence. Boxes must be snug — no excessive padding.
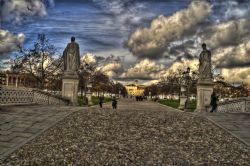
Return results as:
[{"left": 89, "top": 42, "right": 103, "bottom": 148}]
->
[
  {"left": 206, "top": 97, "right": 250, "bottom": 113},
  {"left": 0, "top": 86, "right": 70, "bottom": 106}
]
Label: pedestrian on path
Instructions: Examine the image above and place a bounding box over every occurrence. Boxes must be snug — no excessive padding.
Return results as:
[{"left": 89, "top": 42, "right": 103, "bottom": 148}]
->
[
  {"left": 112, "top": 97, "right": 117, "bottom": 109},
  {"left": 99, "top": 96, "right": 104, "bottom": 108},
  {"left": 210, "top": 92, "right": 219, "bottom": 112}
]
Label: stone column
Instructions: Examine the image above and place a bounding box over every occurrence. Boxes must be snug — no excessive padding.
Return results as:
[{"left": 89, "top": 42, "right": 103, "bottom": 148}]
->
[
  {"left": 86, "top": 92, "right": 93, "bottom": 106},
  {"left": 196, "top": 81, "right": 214, "bottom": 112},
  {"left": 6, "top": 75, "right": 9, "bottom": 86},
  {"left": 15, "top": 77, "right": 18, "bottom": 88},
  {"left": 62, "top": 72, "right": 79, "bottom": 106},
  {"left": 179, "top": 85, "right": 187, "bottom": 110}
]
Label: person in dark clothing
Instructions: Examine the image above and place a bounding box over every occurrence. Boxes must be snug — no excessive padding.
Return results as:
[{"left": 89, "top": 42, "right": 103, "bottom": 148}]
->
[
  {"left": 112, "top": 97, "right": 117, "bottom": 109},
  {"left": 210, "top": 92, "right": 219, "bottom": 112},
  {"left": 99, "top": 96, "right": 104, "bottom": 108}
]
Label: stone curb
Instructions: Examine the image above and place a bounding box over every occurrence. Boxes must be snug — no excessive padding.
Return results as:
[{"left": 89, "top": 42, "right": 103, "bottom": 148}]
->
[
  {"left": 197, "top": 113, "right": 250, "bottom": 148},
  {"left": 0, "top": 103, "right": 115, "bottom": 160},
  {"left": 0, "top": 106, "right": 89, "bottom": 161},
  {"left": 157, "top": 102, "right": 250, "bottom": 148},
  {"left": 157, "top": 102, "right": 188, "bottom": 113}
]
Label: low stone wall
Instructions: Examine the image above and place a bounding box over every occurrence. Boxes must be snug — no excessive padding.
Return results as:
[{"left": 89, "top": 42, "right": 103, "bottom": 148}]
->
[
  {"left": 206, "top": 98, "right": 250, "bottom": 113},
  {"left": 0, "top": 86, "right": 70, "bottom": 106}
]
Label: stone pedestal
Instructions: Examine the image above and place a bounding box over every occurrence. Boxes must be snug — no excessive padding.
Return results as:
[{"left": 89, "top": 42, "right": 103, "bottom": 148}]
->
[
  {"left": 196, "top": 81, "right": 214, "bottom": 112},
  {"left": 179, "top": 95, "right": 187, "bottom": 110},
  {"left": 62, "top": 73, "right": 79, "bottom": 106},
  {"left": 86, "top": 91, "right": 92, "bottom": 106}
]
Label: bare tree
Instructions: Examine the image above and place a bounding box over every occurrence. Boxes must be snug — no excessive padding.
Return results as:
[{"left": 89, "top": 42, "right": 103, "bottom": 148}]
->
[{"left": 9, "top": 34, "right": 63, "bottom": 89}]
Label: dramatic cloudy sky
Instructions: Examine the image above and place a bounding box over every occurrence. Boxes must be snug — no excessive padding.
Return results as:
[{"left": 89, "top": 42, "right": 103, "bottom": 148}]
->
[{"left": 1, "top": 0, "right": 250, "bottom": 85}]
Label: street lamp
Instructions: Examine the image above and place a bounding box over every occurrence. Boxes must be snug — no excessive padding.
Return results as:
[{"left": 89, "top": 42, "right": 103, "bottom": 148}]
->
[
  {"left": 179, "top": 67, "right": 191, "bottom": 110},
  {"left": 119, "top": 89, "right": 121, "bottom": 98},
  {"left": 86, "top": 76, "right": 93, "bottom": 106},
  {"left": 184, "top": 67, "right": 191, "bottom": 111},
  {"left": 78, "top": 63, "right": 93, "bottom": 106}
]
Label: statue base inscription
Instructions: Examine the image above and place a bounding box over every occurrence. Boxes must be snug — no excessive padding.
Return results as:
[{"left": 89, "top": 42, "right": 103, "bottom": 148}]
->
[
  {"left": 62, "top": 74, "right": 79, "bottom": 106},
  {"left": 196, "top": 81, "right": 214, "bottom": 112}
]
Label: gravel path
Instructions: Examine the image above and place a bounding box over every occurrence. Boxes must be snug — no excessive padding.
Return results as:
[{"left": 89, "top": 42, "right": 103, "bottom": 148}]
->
[{"left": 1, "top": 99, "right": 249, "bottom": 165}]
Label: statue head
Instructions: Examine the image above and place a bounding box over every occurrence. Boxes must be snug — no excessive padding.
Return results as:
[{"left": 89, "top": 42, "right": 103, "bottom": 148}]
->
[
  {"left": 202, "top": 43, "right": 206, "bottom": 50},
  {"left": 71, "top": 36, "right": 75, "bottom": 42}
]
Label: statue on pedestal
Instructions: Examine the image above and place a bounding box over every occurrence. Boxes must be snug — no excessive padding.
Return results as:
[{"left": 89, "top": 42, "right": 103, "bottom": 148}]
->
[
  {"left": 61, "top": 37, "right": 80, "bottom": 105},
  {"left": 63, "top": 37, "right": 80, "bottom": 74},
  {"left": 198, "top": 43, "right": 212, "bottom": 82},
  {"left": 196, "top": 43, "right": 214, "bottom": 112}
]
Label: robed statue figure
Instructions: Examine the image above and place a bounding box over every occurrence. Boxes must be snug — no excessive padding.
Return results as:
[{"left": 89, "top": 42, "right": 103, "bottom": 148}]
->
[
  {"left": 198, "top": 43, "right": 212, "bottom": 82},
  {"left": 63, "top": 37, "right": 80, "bottom": 73}
]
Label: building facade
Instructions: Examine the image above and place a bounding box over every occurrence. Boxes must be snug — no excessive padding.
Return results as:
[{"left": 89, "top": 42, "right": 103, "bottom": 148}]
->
[{"left": 125, "top": 81, "right": 145, "bottom": 96}]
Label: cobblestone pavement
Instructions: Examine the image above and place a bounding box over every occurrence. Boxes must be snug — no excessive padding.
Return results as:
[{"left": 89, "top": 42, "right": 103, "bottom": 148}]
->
[
  {"left": 0, "top": 100, "right": 250, "bottom": 165},
  {"left": 200, "top": 112, "right": 250, "bottom": 146},
  {"left": 0, "top": 105, "right": 84, "bottom": 159}
]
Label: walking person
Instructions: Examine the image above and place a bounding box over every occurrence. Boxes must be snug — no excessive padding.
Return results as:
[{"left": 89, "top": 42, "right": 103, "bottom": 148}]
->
[
  {"left": 99, "top": 96, "right": 104, "bottom": 108},
  {"left": 210, "top": 92, "right": 219, "bottom": 113},
  {"left": 112, "top": 97, "right": 117, "bottom": 109}
]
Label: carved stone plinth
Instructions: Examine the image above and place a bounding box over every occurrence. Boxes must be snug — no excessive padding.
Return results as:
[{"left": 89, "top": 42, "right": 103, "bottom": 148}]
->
[
  {"left": 62, "top": 73, "right": 79, "bottom": 106},
  {"left": 179, "top": 95, "right": 187, "bottom": 110},
  {"left": 196, "top": 81, "right": 214, "bottom": 112},
  {"left": 86, "top": 91, "right": 93, "bottom": 106}
]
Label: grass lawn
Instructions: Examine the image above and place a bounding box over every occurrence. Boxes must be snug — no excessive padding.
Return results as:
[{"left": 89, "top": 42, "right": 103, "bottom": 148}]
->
[
  {"left": 158, "top": 99, "right": 179, "bottom": 109},
  {"left": 158, "top": 99, "right": 196, "bottom": 112},
  {"left": 91, "top": 96, "right": 112, "bottom": 105}
]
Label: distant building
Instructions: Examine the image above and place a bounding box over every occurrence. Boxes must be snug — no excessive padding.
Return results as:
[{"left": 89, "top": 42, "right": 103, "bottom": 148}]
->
[
  {"left": 0, "top": 72, "right": 6, "bottom": 86},
  {"left": 0, "top": 72, "right": 37, "bottom": 88},
  {"left": 125, "top": 80, "right": 145, "bottom": 96}
]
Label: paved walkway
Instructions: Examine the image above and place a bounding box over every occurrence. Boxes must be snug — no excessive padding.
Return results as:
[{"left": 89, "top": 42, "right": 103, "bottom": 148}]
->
[
  {"left": 1, "top": 99, "right": 249, "bottom": 165},
  {"left": 0, "top": 105, "right": 84, "bottom": 159},
  {"left": 200, "top": 112, "right": 250, "bottom": 146}
]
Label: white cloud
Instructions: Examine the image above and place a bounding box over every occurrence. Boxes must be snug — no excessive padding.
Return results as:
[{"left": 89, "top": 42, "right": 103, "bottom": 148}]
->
[
  {"left": 221, "top": 67, "right": 250, "bottom": 85},
  {"left": 212, "top": 39, "right": 250, "bottom": 68},
  {"left": 126, "top": 1, "right": 211, "bottom": 59},
  {"left": 98, "top": 63, "right": 123, "bottom": 78},
  {"left": 0, "top": 29, "right": 25, "bottom": 59},
  {"left": 81, "top": 52, "right": 124, "bottom": 78},
  {"left": 81, "top": 53, "right": 97, "bottom": 65},
  {"left": 0, "top": 0, "right": 50, "bottom": 24},
  {"left": 204, "top": 19, "right": 250, "bottom": 49},
  {"left": 121, "top": 59, "right": 169, "bottom": 80}
]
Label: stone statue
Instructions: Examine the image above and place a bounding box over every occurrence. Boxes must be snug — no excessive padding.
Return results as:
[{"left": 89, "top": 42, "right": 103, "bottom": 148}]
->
[
  {"left": 198, "top": 43, "right": 212, "bottom": 82},
  {"left": 63, "top": 37, "right": 80, "bottom": 73}
]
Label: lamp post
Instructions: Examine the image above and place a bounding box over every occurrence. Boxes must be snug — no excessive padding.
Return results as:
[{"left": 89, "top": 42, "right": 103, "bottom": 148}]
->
[
  {"left": 184, "top": 67, "right": 191, "bottom": 111},
  {"left": 79, "top": 63, "right": 94, "bottom": 106},
  {"left": 179, "top": 67, "right": 191, "bottom": 110},
  {"left": 78, "top": 67, "right": 85, "bottom": 98},
  {"left": 86, "top": 76, "right": 93, "bottom": 106},
  {"left": 119, "top": 89, "right": 121, "bottom": 98}
]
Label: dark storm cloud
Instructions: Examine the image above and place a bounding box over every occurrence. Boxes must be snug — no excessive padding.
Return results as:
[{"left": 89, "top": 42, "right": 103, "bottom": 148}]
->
[
  {"left": 212, "top": 40, "right": 250, "bottom": 68},
  {"left": 126, "top": 1, "right": 212, "bottom": 60}
]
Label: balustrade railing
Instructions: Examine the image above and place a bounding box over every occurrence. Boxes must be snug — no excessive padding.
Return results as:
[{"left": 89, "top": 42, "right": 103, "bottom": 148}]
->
[
  {"left": 206, "top": 97, "right": 250, "bottom": 113},
  {"left": 0, "top": 86, "right": 70, "bottom": 106}
]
